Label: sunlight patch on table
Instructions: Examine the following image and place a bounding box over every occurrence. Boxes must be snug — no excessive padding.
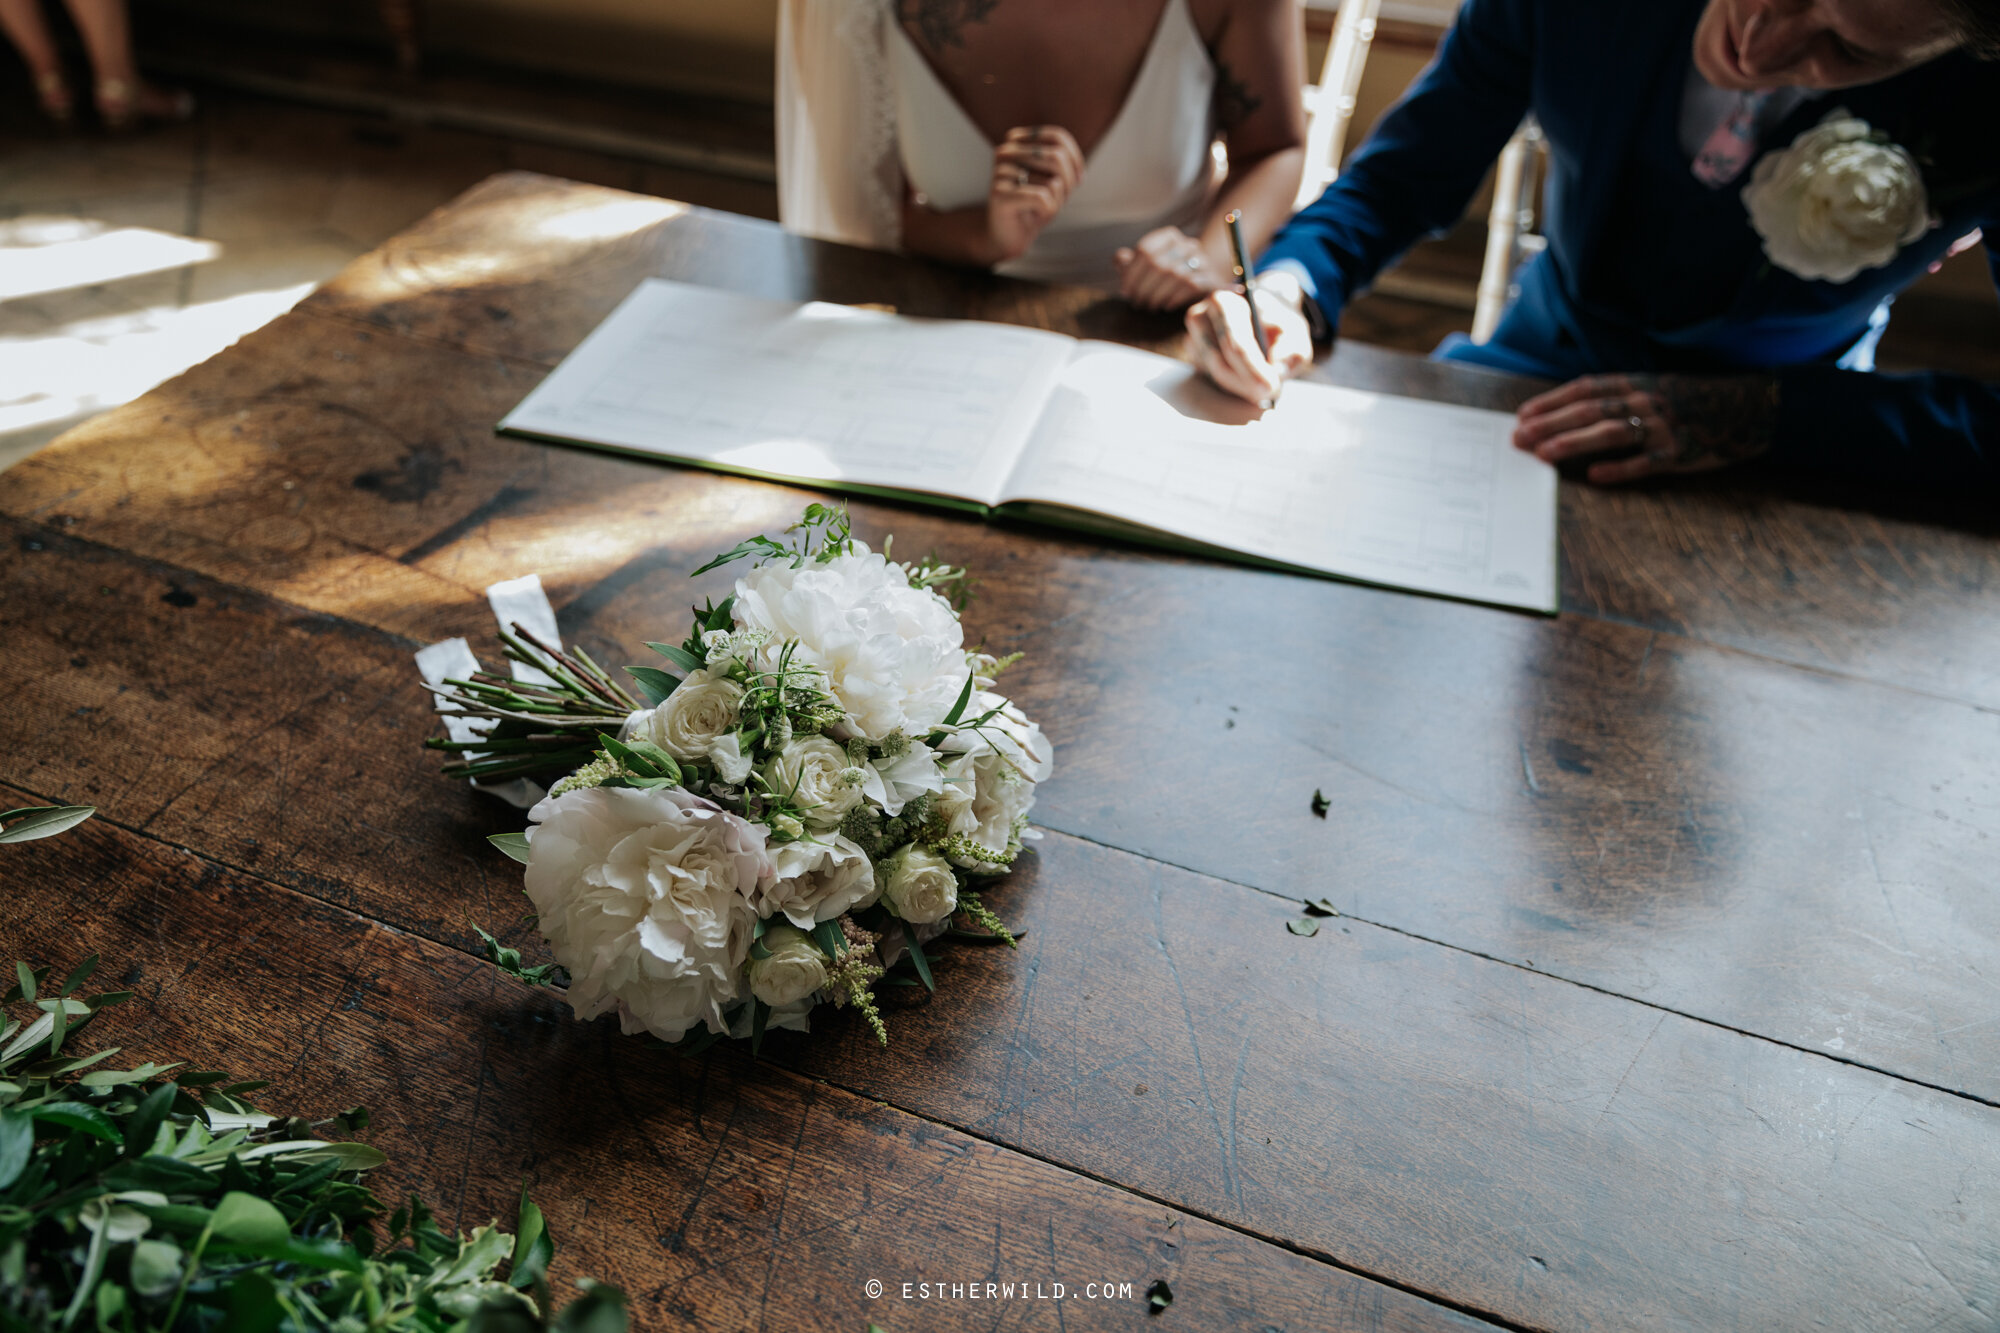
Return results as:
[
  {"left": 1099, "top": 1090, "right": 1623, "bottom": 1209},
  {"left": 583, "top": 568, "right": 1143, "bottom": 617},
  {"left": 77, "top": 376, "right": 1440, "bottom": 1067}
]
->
[
  {"left": 0, "top": 283, "right": 314, "bottom": 439},
  {"left": 0, "top": 215, "right": 219, "bottom": 302}
]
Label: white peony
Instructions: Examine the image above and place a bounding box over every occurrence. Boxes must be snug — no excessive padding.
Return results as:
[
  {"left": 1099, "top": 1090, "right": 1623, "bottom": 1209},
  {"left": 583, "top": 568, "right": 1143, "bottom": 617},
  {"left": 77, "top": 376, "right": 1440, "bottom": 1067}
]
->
[
  {"left": 747, "top": 923, "right": 830, "bottom": 1008},
  {"left": 522, "top": 785, "right": 769, "bottom": 1043},
  {"left": 629, "top": 670, "right": 744, "bottom": 764},
  {"left": 764, "top": 736, "right": 865, "bottom": 829},
  {"left": 1742, "top": 110, "right": 1934, "bottom": 283},
  {"left": 875, "top": 843, "right": 959, "bottom": 924},
  {"left": 731, "top": 545, "right": 967, "bottom": 741},
  {"left": 936, "top": 693, "right": 1053, "bottom": 866},
  {"left": 757, "top": 834, "right": 878, "bottom": 928}
]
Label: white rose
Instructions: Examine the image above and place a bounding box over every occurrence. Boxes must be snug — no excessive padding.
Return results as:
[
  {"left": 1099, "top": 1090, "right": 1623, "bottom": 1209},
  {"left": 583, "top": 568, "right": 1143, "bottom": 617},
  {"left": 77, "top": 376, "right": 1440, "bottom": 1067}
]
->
[
  {"left": 1742, "top": 110, "right": 1933, "bottom": 283},
  {"left": 731, "top": 545, "right": 966, "bottom": 741},
  {"left": 523, "top": 785, "right": 769, "bottom": 1043},
  {"left": 758, "top": 834, "right": 877, "bottom": 928},
  {"left": 630, "top": 670, "right": 744, "bottom": 762},
  {"left": 876, "top": 843, "right": 959, "bottom": 924},
  {"left": 747, "top": 923, "right": 830, "bottom": 1008},
  {"left": 765, "top": 736, "right": 865, "bottom": 829}
]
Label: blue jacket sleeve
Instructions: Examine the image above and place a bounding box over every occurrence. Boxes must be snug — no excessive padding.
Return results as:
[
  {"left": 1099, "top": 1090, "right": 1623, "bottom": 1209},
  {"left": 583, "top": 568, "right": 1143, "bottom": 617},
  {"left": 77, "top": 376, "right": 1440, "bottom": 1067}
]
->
[
  {"left": 1769, "top": 237, "right": 2000, "bottom": 485},
  {"left": 1260, "top": 0, "right": 1535, "bottom": 321}
]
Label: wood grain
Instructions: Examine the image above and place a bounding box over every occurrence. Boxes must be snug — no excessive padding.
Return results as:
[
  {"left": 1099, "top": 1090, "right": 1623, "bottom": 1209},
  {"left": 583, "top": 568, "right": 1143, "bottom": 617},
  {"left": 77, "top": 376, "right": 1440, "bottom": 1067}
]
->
[
  {"left": 3, "top": 816, "right": 1497, "bottom": 1333},
  {"left": 8, "top": 504, "right": 2000, "bottom": 1109},
  {"left": 11, "top": 797, "right": 2000, "bottom": 1332},
  {"left": 8, "top": 519, "right": 2000, "bottom": 1327}
]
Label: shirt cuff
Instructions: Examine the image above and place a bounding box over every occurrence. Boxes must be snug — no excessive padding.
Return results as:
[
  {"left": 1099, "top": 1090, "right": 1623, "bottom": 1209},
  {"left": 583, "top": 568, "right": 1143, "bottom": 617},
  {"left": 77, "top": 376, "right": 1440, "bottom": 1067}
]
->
[{"left": 1259, "top": 259, "right": 1332, "bottom": 342}]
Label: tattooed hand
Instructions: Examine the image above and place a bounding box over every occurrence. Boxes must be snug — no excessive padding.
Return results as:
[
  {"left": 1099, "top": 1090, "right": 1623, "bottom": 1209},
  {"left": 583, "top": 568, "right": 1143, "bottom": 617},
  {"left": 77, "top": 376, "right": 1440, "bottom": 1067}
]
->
[{"left": 1512, "top": 373, "right": 1780, "bottom": 484}]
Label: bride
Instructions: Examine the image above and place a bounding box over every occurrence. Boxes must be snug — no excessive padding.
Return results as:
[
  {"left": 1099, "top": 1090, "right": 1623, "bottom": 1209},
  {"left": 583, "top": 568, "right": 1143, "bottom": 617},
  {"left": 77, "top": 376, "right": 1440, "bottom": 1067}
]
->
[{"left": 778, "top": 0, "right": 1306, "bottom": 309}]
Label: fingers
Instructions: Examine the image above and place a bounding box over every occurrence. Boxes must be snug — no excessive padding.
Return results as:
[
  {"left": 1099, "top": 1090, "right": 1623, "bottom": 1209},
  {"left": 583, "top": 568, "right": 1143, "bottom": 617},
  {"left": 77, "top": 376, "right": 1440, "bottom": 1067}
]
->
[
  {"left": 1513, "top": 378, "right": 1662, "bottom": 458},
  {"left": 1523, "top": 417, "right": 1645, "bottom": 464},
  {"left": 1118, "top": 227, "right": 1216, "bottom": 310},
  {"left": 997, "top": 126, "right": 1084, "bottom": 195},
  {"left": 1585, "top": 454, "right": 1665, "bottom": 485},
  {"left": 1510, "top": 382, "right": 1675, "bottom": 477},
  {"left": 1517, "top": 373, "right": 1636, "bottom": 422},
  {"left": 1186, "top": 292, "right": 1284, "bottom": 403},
  {"left": 1252, "top": 288, "right": 1315, "bottom": 377}
]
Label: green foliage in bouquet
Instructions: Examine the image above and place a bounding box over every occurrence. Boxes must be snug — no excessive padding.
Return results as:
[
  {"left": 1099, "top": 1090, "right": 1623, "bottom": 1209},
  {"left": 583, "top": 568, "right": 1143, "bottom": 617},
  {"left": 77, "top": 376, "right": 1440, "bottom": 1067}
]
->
[{"left": 0, "top": 954, "right": 624, "bottom": 1333}]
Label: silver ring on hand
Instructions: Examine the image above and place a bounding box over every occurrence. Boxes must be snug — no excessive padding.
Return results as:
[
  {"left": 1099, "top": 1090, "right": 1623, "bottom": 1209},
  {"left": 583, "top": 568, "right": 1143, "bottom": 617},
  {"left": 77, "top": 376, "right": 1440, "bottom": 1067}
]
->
[
  {"left": 1626, "top": 415, "right": 1648, "bottom": 445},
  {"left": 1185, "top": 254, "right": 1203, "bottom": 271}
]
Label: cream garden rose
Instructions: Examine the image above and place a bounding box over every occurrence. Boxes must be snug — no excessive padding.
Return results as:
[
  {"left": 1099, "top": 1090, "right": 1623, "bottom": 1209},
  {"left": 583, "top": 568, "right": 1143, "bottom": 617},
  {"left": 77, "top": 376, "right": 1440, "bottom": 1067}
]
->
[
  {"left": 875, "top": 843, "right": 959, "bottom": 924},
  {"left": 1743, "top": 110, "right": 1933, "bottom": 284},
  {"left": 747, "top": 924, "right": 831, "bottom": 1008},
  {"left": 631, "top": 670, "right": 744, "bottom": 763},
  {"left": 523, "top": 785, "right": 769, "bottom": 1043},
  {"left": 765, "top": 736, "right": 865, "bottom": 829},
  {"left": 758, "top": 834, "right": 877, "bottom": 928}
]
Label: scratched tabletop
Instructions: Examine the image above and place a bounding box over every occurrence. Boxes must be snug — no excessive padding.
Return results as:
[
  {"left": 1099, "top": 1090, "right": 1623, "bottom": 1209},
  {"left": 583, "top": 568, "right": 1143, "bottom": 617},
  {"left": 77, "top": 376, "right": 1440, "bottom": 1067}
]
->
[{"left": 6, "top": 172, "right": 1999, "bottom": 1331}]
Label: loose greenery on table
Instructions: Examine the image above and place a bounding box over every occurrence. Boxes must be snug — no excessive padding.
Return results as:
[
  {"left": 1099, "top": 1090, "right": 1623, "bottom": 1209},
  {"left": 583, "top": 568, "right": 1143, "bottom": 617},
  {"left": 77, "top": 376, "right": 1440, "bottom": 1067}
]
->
[
  {"left": 0, "top": 951, "right": 624, "bottom": 1333},
  {"left": 0, "top": 805, "right": 97, "bottom": 844}
]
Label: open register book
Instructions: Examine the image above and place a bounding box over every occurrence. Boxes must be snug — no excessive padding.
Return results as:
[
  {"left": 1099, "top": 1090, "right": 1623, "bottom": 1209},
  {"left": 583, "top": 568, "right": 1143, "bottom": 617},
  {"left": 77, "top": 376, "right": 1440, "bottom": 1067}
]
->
[{"left": 500, "top": 279, "right": 1559, "bottom": 613}]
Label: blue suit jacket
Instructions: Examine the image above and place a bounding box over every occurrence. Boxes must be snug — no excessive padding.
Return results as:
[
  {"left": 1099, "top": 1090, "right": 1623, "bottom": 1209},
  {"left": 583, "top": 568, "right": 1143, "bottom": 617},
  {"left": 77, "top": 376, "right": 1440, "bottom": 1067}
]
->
[{"left": 1261, "top": 0, "right": 2000, "bottom": 483}]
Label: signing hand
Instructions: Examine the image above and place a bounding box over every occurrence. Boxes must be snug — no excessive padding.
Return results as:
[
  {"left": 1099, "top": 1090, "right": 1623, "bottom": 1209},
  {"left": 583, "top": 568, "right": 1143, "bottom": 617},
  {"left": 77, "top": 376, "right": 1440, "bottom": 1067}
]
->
[
  {"left": 986, "top": 125, "right": 1085, "bottom": 263},
  {"left": 1512, "top": 373, "right": 1779, "bottom": 484},
  {"left": 1184, "top": 273, "right": 1315, "bottom": 405},
  {"left": 1116, "top": 227, "right": 1228, "bottom": 311}
]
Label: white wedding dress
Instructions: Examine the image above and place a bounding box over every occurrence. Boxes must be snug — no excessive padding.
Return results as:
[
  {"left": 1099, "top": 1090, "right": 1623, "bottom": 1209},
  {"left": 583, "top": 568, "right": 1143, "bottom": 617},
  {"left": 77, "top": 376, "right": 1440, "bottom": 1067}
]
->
[{"left": 777, "top": 0, "right": 1220, "bottom": 288}]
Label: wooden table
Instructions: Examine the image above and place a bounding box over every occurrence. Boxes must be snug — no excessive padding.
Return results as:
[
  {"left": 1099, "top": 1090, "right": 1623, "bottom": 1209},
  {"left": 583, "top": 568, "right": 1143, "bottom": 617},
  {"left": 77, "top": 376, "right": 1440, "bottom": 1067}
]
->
[{"left": 6, "top": 171, "right": 2000, "bottom": 1331}]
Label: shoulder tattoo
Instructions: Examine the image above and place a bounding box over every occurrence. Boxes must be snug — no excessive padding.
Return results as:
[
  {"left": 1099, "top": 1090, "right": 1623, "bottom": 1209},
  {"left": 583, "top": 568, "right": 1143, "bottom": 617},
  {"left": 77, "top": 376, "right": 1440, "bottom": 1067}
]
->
[{"left": 898, "top": 0, "right": 1001, "bottom": 51}]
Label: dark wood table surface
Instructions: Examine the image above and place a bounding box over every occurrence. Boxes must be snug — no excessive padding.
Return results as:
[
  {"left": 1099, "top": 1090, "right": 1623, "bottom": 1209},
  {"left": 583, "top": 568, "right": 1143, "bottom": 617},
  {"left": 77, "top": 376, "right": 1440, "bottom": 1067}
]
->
[{"left": 6, "top": 171, "right": 2000, "bottom": 1331}]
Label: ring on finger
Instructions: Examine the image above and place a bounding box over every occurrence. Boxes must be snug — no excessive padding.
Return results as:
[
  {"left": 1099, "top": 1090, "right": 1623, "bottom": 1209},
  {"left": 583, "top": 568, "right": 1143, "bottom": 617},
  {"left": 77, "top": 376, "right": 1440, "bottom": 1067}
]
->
[
  {"left": 1184, "top": 254, "right": 1203, "bottom": 271},
  {"left": 1626, "top": 414, "right": 1647, "bottom": 445}
]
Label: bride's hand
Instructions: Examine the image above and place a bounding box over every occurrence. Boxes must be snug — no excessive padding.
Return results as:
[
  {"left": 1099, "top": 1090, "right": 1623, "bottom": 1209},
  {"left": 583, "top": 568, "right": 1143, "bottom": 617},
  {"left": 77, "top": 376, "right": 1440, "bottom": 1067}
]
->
[
  {"left": 1115, "top": 227, "right": 1228, "bottom": 310},
  {"left": 986, "top": 125, "right": 1084, "bottom": 262}
]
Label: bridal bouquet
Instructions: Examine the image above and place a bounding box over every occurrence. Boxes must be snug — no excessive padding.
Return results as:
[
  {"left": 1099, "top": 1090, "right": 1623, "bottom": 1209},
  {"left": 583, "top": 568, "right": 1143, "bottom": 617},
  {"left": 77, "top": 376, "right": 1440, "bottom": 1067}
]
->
[{"left": 420, "top": 506, "right": 1052, "bottom": 1053}]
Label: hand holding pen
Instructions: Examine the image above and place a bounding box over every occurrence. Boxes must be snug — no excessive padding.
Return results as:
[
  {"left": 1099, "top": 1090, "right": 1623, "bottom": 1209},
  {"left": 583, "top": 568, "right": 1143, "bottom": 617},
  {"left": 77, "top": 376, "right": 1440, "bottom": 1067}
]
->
[{"left": 1184, "top": 213, "right": 1315, "bottom": 408}]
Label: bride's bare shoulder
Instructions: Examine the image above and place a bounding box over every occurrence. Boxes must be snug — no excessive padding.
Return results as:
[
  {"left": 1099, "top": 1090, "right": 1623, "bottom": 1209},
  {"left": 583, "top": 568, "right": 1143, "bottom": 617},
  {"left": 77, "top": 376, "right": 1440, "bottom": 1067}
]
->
[{"left": 1190, "top": 0, "right": 1298, "bottom": 46}]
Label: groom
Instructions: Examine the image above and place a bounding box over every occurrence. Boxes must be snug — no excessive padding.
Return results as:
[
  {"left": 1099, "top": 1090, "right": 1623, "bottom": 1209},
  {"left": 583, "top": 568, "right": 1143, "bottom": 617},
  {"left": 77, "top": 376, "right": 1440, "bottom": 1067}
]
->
[{"left": 1187, "top": 0, "right": 2000, "bottom": 484}]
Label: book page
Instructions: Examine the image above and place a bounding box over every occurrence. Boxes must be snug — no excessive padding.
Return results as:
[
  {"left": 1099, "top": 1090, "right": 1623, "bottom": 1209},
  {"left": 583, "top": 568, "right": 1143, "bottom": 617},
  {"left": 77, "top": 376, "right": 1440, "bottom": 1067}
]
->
[
  {"left": 499, "top": 279, "right": 1076, "bottom": 508},
  {"left": 1003, "top": 343, "right": 1559, "bottom": 612}
]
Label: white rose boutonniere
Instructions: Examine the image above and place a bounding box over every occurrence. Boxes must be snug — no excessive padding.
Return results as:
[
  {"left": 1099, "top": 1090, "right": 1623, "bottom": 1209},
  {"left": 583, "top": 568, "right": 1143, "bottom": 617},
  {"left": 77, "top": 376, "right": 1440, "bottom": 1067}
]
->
[{"left": 1742, "top": 109, "right": 1935, "bottom": 284}]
